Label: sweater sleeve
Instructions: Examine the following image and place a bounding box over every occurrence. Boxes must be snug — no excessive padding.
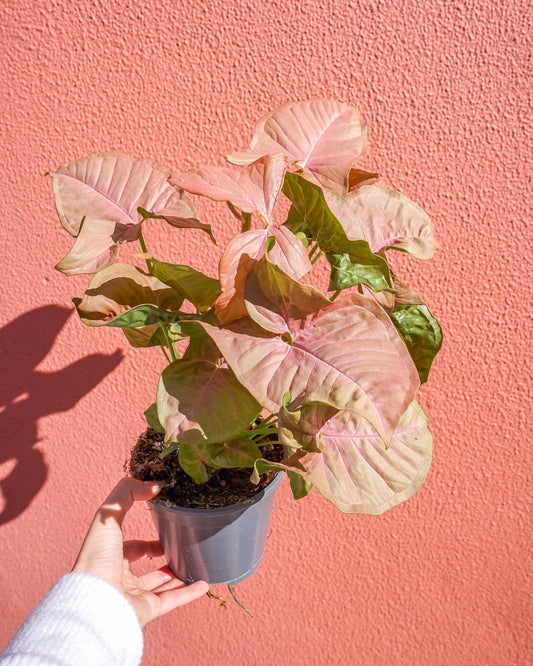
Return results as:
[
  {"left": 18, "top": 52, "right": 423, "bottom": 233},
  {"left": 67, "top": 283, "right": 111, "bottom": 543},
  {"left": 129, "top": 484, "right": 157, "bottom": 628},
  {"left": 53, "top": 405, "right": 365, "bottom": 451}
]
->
[{"left": 0, "top": 573, "right": 144, "bottom": 666}]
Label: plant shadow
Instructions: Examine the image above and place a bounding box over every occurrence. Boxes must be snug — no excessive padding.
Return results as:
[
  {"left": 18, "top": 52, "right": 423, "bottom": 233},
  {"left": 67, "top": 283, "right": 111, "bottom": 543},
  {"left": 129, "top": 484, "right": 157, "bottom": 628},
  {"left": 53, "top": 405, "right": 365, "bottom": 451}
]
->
[{"left": 0, "top": 305, "right": 123, "bottom": 525}]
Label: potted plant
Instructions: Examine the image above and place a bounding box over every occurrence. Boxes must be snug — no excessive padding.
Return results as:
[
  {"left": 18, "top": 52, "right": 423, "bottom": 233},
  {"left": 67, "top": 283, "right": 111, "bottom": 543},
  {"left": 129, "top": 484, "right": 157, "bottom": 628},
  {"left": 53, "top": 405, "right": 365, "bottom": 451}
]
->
[{"left": 48, "top": 99, "right": 442, "bottom": 589}]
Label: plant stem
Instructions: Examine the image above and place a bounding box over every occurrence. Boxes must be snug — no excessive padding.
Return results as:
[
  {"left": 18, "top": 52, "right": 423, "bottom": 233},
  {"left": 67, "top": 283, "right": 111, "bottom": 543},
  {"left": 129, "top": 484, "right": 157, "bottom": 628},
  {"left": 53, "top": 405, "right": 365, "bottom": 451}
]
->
[
  {"left": 261, "top": 413, "right": 278, "bottom": 426},
  {"left": 308, "top": 242, "right": 320, "bottom": 260},
  {"left": 241, "top": 212, "right": 252, "bottom": 233},
  {"left": 311, "top": 251, "right": 323, "bottom": 265},
  {"left": 161, "top": 346, "right": 171, "bottom": 363},
  {"left": 330, "top": 290, "right": 341, "bottom": 301},
  {"left": 138, "top": 230, "right": 152, "bottom": 273},
  {"left": 159, "top": 322, "right": 179, "bottom": 362}
]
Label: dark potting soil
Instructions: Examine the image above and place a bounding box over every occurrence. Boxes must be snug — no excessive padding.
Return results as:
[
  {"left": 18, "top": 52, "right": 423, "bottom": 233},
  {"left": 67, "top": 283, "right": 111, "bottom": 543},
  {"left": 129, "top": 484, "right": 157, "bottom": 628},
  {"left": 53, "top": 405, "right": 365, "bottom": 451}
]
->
[{"left": 127, "top": 428, "right": 284, "bottom": 509}]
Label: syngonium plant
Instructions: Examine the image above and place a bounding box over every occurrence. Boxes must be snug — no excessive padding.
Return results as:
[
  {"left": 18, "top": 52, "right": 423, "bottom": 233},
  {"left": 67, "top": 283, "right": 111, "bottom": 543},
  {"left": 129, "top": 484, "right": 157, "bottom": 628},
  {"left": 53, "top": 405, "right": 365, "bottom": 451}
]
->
[{"left": 49, "top": 99, "right": 442, "bottom": 514}]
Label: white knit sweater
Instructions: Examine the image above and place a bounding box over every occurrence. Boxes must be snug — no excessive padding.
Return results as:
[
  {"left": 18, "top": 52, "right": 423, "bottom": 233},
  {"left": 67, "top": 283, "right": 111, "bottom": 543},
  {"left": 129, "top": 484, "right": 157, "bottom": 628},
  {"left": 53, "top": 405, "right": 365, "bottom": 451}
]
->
[{"left": 0, "top": 573, "right": 143, "bottom": 665}]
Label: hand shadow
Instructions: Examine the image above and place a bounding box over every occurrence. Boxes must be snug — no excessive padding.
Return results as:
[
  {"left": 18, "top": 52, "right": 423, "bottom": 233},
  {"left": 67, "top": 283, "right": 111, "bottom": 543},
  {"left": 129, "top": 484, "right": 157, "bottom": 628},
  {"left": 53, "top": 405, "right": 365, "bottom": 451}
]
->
[{"left": 0, "top": 305, "right": 123, "bottom": 525}]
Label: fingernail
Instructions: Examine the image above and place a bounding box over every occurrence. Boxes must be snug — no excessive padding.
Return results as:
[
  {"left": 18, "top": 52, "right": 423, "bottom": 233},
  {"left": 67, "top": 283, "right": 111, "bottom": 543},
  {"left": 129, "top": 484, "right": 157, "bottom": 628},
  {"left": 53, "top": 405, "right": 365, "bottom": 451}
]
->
[{"left": 151, "top": 484, "right": 161, "bottom": 494}]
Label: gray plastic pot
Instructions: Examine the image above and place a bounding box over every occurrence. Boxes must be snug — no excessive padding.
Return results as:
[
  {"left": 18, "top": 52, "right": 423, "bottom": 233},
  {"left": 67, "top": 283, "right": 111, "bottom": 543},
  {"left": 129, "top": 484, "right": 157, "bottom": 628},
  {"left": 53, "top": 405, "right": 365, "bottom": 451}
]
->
[{"left": 149, "top": 472, "right": 284, "bottom": 585}]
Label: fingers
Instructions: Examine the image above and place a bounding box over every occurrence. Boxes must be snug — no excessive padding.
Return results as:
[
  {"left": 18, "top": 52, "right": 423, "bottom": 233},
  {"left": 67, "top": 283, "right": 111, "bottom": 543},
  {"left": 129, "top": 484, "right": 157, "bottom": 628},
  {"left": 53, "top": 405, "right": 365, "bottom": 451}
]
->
[
  {"left": 137, "top": 566, "right": 176, "bottom": 592},
  {"left": 123, "top": 540, "right": 163, "bottom": 563},
  {"left": 98, "top": 478, "right": 161, "bottom": 528},
  {"left": 156, "top": 580, "right": 209, "bottom": 617}
]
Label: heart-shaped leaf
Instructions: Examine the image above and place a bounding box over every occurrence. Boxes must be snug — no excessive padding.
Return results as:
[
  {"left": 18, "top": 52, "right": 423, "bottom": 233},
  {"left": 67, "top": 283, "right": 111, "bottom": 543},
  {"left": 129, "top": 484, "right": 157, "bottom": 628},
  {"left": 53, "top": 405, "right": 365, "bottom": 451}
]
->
[
  {"left": 150, "top": 259, "right": 221, "bottom": 312},
  {"left": 283, "top": 172, "right": 391, "bottom": 292},
  {"left": 176, "top": 438, "right": 262, "bottom": 483},
  {"left": 346, "top": 185, "right": 437, "bottom": 259},
  {"left": 227, "top": 100, "right": 368, "bottom": 194},
  {"left": 156, "top": 359, "right": 261, "bottom": 446},
  {"left": 389, "top": 304, "right": 443, "bottom": 384},
  {"left": 122, "top": 323, "right": 174, "bottom": 348},
  {"left": 175, "top": 154, "right": 287, "bottom": 224},
  {"left": 202, "top": 264, "right": 419, "bottom": 444},
  {"left": 215, "top": 226, "right": 312, "bottom": 324},
  {"left": 55, "top": 218, "right": 121, "bottom": 276},
  {"left": 178, "top": 444, "right": 212, "bottom": 483},
  {"left": 359, "top": 274, "right": 424, "bottom": 310},
  {"left": 73, "top": 263, "right": 184, "bottom": 327},
  {"left": 144, "top": 403, "right": 164, "bottom": 433},
  {"left": 256, "top": 401, "right": 432, "bottom": 514},
  {"left": 50, "top": 152, "right": 201, "bottom": 236},
  {"left": 391, "top": 276, "right": 425, "bottom": 306}
]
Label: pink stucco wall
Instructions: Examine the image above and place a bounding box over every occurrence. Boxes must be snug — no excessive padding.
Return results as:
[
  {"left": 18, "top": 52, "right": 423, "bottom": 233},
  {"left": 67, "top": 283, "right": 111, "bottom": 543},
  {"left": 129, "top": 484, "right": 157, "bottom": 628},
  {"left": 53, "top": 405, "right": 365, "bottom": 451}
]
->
[{"left": 1, "top": 0, "right": 531, "bottom": 663}]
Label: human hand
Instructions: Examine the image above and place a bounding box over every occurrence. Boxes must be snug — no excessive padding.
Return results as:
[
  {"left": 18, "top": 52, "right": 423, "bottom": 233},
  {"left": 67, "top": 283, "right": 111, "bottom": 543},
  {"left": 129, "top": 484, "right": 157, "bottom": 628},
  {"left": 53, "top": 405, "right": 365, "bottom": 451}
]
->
[{"left": 73, "top": 477, "right": 208, "bottom": 626}]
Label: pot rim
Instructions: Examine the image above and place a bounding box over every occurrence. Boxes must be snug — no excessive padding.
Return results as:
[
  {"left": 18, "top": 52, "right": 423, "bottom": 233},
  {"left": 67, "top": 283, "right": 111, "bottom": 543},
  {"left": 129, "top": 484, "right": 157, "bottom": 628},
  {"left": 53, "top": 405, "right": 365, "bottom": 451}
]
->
[{"left": 149, "top": 470, "right": 284, "bottom": 516}]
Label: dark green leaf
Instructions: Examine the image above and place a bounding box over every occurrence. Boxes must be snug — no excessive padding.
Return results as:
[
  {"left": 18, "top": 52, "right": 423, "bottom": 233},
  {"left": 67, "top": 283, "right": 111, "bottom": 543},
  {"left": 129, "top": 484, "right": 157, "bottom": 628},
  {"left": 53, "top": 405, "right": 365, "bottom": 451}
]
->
[
  {"left": 282, "top": 172, "right": 391, "bottom": 291},
  {"left": 178, "top": 443, "right": 212, "bottom": 483},
  {"left": 326, "top": 249, "right": 391, "bottom": 292},
  {"left": 177, "top": 439, "right": 262, "bottom": 484},
  {"left": 389, "top": 304, "right": 443, "bottom": 384},
  {"left": 150, "top": 259, "right": 221, "bottom": 312},
  {"left": 105, "top": 303, "right": 186, "bottom": 328},
  {"left": 144, "top": 403, "right": 164, "bottom": 433}
]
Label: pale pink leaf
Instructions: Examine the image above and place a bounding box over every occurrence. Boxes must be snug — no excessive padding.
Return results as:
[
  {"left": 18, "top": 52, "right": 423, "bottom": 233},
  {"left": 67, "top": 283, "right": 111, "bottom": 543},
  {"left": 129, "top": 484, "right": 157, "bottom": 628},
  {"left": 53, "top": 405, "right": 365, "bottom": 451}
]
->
[
  {"left": 50, "top": 152, "right": 199, "bottom": 236},
  {"left": 227, "top": 100, "right": 368, "bottom": 195},
  {"left": 175, "top": 154, "right": 287, "bottom": 223},
  {"left": 358, "top": 284, "right": 396, "bottom": 310},
  {"left": 215, "top": 227, "right": 312, "bottom": 325},
  {"left": 74, "top": 263, "right": 183, "bottom": 326},
  {"left": 55, "top": 218, "right": 121, "bottom": 276},
  {"left": 359, "top": 275, "right": 424, "bottom": 310},
  {"left": 277, "top": 401, "right": 432, "bottom": 514},
  {"left": 322, "top": 189, "right": 366, "bottom": 240},
  {"left": 201, "top": 290, "right": 419, "bottom": 444},
  {"left": 346, "top": 185, "right": 437, "bottom": 259}
]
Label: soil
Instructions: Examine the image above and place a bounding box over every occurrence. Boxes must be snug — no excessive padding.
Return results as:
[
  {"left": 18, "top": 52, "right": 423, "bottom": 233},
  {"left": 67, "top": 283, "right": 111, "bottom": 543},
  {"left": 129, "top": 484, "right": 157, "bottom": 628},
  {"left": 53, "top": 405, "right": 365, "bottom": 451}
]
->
[{"left": 127, "top": 428, "right": 285, "bottom": 509}]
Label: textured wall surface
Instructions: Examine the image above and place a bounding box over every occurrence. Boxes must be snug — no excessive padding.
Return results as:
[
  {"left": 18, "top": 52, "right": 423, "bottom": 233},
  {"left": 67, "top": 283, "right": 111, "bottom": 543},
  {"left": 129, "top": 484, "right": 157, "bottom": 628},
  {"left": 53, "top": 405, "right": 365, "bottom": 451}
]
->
[{"left": 0, "top": 0, "right": 531, "bottom": 664}]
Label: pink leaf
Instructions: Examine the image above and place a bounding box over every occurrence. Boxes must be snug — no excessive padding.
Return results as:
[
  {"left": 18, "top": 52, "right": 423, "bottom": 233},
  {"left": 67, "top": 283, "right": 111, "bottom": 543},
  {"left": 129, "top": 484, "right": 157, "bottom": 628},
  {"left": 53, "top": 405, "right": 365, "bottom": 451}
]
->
[
  {"left": 202, "top": 286, "right": 419, "bottom": 445},
  {"left": 74, "top": 263, "right": 183, "bottom": 325},
  {"left": 175, "top": 154, "right": 287, "bottom": 224},
  {"left": 227, "top": 100, "right": 368, "bottom": 195},
  {"left": 346, "top": 185, "right": 437, "bottom": 259},
  {"left": 50, "top": 151, "right": 200, "bottom": 236},
  {"left": 55, "top": 218, "right": 122, "bottom": 276},
  {"left": 215, "top": 226, "right": 312, "bottom": 325},
  {"left": 277, "top": 401, "right": 432, "bottom": 514}
]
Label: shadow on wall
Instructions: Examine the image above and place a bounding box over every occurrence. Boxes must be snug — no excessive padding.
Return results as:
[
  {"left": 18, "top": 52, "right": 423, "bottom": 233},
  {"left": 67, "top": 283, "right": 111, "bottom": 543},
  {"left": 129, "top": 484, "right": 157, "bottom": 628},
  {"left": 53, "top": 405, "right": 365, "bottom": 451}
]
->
[{"left": 0, "top": 305, "right": 123, "bottom": 526}]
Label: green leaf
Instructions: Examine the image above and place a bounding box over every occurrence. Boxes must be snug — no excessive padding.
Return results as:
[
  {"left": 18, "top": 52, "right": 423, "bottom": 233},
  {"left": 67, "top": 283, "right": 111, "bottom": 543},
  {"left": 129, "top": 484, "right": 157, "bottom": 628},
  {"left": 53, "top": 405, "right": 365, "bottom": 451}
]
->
[
  {"left": 144, "top": 403, "right": 164, "bottom": 433},
  {"left": 389, "top": 304, "right": 442, "bottom": 384},
  {"left": 150, "top": 259, "right": 221, "bottom": 312},
  {"left": 178, "top": 443, "right": 212, "bottom": 483},
  {"left": 251, "top": 458, "right": 286, "bottom": 485},
  {"left": 157, "top": 359, "right": 262, "bottom": 446},
  {"left": 326, "top": 250, "right": 392, "bottom": 292},
  {"left": 282, "top": 172, "right": 391, "bottom": 292},
  {"left": 182, "top": 333, "right": 222, "bottom": 362},
  {"left": 288, "top": 471, "right": 313, "bottom": 499},
  {"left": 122, "top": 323, "right": 168, "bottom": 348},
  {"left": 103, "top": 303, "right": 187, "bottom": 328},
  {"left": 177, "top": 439, "right": 262, "bottom": 484},
  {"left": 202, "top": 439, "right": 262, "bottom": 469}
]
